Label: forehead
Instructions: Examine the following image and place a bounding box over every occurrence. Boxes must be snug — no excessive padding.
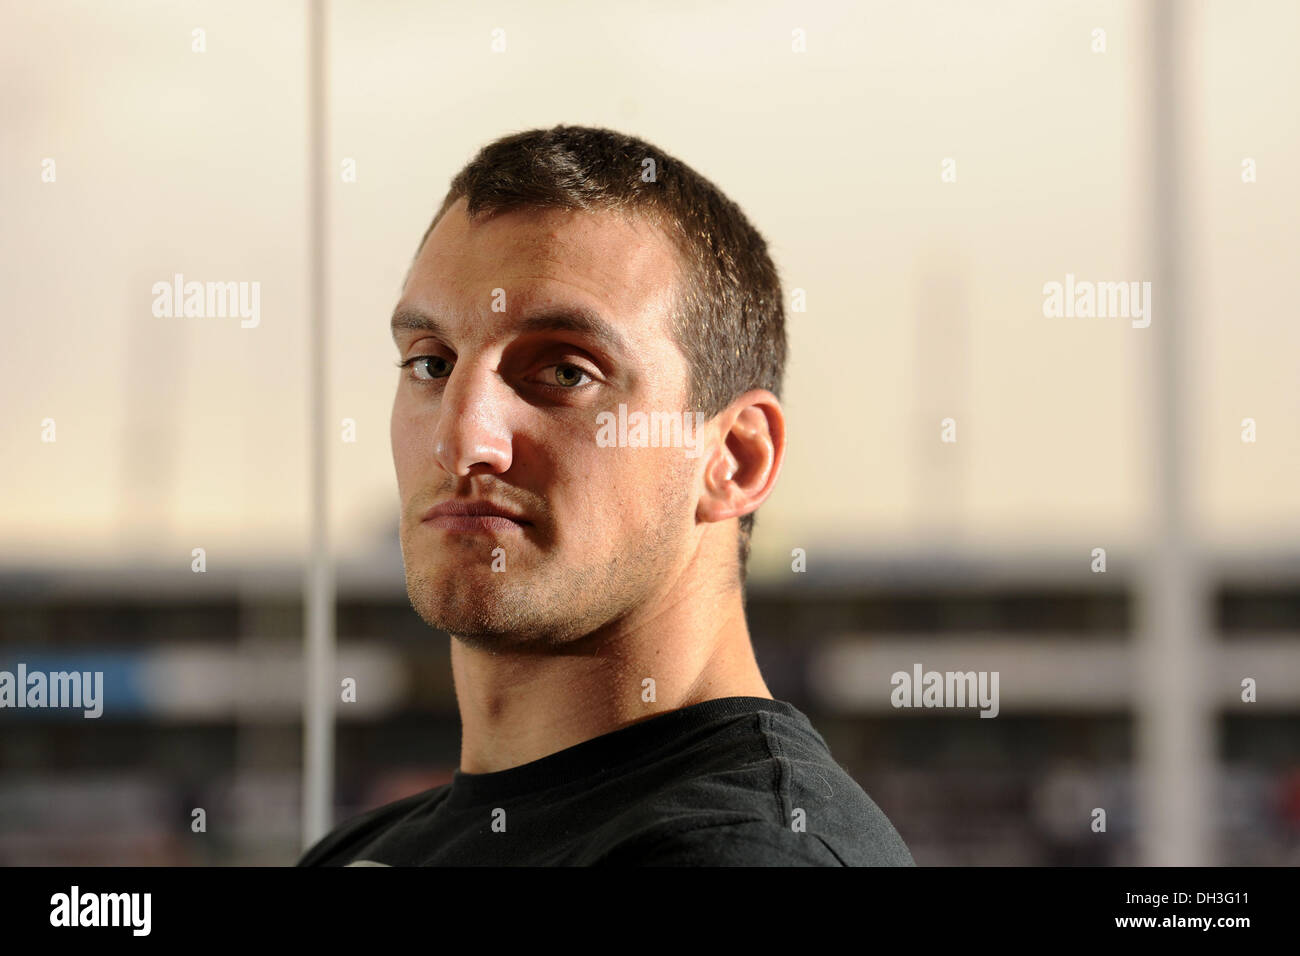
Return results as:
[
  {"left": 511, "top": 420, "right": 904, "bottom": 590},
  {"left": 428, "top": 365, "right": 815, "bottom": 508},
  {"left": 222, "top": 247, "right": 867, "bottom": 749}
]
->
[{"left": 398, "top": 197, "right": 682, "bottom": 343}]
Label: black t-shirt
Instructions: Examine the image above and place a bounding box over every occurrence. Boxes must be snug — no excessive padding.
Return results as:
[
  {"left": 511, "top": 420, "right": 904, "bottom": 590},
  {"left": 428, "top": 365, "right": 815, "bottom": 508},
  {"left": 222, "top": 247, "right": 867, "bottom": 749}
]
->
[{"left": 296, "top": 696, "right": 914, "bottom": 866}]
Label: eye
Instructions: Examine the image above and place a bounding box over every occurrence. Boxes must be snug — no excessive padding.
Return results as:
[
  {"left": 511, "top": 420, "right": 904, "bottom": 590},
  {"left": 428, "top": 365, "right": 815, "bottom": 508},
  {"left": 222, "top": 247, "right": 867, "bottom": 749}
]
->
[
  {"left": 543, "top": 363, "right": 594, "bottom": 388},
  {"left": 399, "top": 355, "right": 452, "bottom": 382}
]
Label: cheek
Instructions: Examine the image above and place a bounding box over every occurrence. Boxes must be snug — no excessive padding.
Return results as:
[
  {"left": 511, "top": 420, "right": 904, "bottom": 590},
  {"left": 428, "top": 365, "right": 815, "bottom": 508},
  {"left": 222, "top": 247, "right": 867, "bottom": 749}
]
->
[
  {"left": 541, "top": 441, "right": 634, "bottom": 544},
  {"left": 597, "top": 448, "right": 694, "bottom": 525},
  {"left": 390, "top": 401, "right": 431, "bottom": 499}
]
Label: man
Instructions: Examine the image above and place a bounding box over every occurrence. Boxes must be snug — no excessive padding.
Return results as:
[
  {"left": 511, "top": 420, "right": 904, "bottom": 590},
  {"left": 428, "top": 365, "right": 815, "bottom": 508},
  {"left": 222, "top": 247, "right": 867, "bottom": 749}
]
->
[{"left": 297, "top": 125, "right": 913, "bottom": 866}]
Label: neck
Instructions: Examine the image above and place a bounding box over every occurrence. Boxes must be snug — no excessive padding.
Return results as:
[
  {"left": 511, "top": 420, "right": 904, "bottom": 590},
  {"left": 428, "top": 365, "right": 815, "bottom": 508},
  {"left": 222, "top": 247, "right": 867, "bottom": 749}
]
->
[{"left": 449, "top": 567, "right": 771, "bottom": 774}]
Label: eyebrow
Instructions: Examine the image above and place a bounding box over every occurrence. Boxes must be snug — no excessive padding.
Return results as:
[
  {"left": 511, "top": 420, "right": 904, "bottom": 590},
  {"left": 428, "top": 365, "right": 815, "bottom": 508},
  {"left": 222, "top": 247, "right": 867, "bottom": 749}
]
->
[{"left": 390, "top": 305, "right": 632, "bottom": 360}]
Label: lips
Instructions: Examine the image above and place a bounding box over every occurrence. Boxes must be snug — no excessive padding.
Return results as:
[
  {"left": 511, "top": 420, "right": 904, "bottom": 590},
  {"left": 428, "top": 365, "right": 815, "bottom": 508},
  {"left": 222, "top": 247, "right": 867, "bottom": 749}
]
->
[{"left": 421, "top": 499, "right": 532, "bottom": 532}]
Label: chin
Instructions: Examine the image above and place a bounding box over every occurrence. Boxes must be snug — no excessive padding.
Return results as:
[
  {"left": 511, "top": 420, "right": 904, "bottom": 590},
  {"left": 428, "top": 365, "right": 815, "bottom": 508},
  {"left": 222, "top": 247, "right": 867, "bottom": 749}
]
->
[
  {"left": 417, "top": 589, "right": 601, "bottom": 650},
  {"left": 407, "top": 572, "right": 526, "bottom": 637}
]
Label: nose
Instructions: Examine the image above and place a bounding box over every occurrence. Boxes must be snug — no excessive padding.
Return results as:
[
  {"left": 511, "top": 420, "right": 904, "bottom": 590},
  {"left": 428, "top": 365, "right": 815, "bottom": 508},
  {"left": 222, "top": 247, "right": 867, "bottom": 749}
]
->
[{"left": 431, "top": 359, "right": 514, "bottom": 477}]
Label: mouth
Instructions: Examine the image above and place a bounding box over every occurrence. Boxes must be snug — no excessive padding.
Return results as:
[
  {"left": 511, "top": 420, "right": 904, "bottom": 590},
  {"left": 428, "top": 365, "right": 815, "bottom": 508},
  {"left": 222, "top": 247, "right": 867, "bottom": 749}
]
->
[{"left": 421, "top": 500, "right": 532, "bottom": 534}]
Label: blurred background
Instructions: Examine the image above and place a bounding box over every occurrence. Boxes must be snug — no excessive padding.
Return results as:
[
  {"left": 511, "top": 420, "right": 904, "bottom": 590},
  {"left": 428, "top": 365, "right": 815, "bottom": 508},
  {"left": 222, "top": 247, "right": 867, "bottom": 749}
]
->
[{"left": 1, "top": 0, "right": 1297, "bottom": 866}]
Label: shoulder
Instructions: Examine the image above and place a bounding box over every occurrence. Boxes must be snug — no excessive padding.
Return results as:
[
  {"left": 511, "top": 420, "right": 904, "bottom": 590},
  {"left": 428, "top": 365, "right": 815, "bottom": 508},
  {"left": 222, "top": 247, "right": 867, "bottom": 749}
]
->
[
  {"left": 755, "top": 709, "right": 915, "bottom": 865},
  {"left": 295, "top": 788, "right": 441, "bottom": 866},
  {"left": 601, "top": 819, "right": 849, "bottom": 866},
  {"left": 595, "top": 705, "right": 915, "bottom": 866}
]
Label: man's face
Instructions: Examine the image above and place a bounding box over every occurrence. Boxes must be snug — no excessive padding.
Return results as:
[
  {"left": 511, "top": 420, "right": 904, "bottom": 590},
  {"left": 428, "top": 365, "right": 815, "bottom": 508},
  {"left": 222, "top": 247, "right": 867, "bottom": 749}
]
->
[{"left": 391, "top": 197, "right": 703, "bottom": 648}]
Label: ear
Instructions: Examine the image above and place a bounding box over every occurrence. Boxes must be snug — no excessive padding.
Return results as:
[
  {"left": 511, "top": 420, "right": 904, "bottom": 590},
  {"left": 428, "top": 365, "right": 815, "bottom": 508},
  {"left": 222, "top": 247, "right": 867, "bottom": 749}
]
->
[{"left": 696, "top": 389, "right": 786, "bottom": 526}]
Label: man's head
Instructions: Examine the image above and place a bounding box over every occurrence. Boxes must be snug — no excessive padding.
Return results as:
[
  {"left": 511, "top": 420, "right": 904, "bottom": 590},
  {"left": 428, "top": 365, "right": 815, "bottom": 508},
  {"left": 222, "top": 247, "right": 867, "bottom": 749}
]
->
[{"left": 390, "top": 125, "right": 786, "bottom": 646}]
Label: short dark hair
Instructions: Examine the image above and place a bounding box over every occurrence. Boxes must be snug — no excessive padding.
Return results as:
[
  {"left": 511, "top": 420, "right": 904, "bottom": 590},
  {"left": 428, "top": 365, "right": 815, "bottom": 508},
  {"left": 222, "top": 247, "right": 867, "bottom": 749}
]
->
[{"left": 415, "top": 125, "right": 787, "bottom": 584}]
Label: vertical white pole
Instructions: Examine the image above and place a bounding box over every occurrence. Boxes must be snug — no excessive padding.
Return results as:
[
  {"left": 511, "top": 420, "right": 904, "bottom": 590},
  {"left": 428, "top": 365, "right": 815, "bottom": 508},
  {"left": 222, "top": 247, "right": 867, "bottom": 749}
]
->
[
  {"left": 302, "top": 0, "right": 335, "bottom": 852},
  {"left": 1136, "top": 0, "right": 1211, "bottom": 866}
]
